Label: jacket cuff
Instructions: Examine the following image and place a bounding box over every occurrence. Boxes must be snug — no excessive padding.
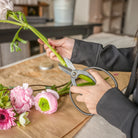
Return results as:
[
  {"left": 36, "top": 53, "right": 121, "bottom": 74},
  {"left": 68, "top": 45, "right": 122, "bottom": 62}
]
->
[
  {"left": 71, "top": 39, "right": 103, "bottom": 67},
  {"left": 97, "top": 87, "right": 138, "bottom": 133}
]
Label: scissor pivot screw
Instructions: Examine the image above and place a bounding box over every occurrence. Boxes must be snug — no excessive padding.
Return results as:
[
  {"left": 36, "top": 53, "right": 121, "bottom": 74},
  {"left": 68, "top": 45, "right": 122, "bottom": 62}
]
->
[{"left": 72, "top": 71, "right": 77, "bottom": 77}]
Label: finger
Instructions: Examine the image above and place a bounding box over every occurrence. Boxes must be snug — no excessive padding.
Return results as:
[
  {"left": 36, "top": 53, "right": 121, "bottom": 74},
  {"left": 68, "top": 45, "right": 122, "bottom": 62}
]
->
[
  {"left": 70, "top": 86, "right": 86, "bottom": 94},
  {"left": 52, "top": 56, "right": 59, "bottom": 62},
  {"left": 88, "top": 70, "right": 103, "bottom": 83},
  {"left": 48, "top": 38, "right": 64, "bottom": 47},
  {"left": 88, "top": 109, "right": 97, "bottom": 115},
  {"left": 38, "top": 39, "right": 44, "bottom": 45},
  {"left": 44, "top": 44, "right": 49, "bottom": 50},
  {"left": 46, "top": 48, "right": 52, "bottom": 57},
  {"left": 76, "top": 95, "right": 84, "bottom": 102},
  {"left": 44, "top": 44, "right": 55, "bottom": 51},
  {"left": 50, "top": 52, "right": 56, "bottom": 59}
]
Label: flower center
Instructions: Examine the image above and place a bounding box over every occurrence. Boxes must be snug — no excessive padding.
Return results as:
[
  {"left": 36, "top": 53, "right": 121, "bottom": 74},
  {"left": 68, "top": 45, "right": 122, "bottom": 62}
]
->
[
  {"left": 0, "top": 114, "right": 5, "bottom": 120},
  {"left": 38, "top": 98, "right": 50, "bottom": 112}
]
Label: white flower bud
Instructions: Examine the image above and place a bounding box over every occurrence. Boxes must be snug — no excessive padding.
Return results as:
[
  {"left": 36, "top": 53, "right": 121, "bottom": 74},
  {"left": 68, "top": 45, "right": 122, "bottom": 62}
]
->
[
  {"left": 19, "top": 112, "right": 30, "bottom": 127},
  {"left": 0, "top": 0, "right": 14, "bottom": 20}
]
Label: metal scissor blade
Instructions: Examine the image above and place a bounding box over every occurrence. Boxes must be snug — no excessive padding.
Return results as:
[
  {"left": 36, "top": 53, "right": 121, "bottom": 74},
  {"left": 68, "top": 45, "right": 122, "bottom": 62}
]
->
[
  {"left": 58, "top": 63, "right": 72, "bottom": 76},
  {"left": 64, "top": 58, "right": 76, "bottom": 70}
]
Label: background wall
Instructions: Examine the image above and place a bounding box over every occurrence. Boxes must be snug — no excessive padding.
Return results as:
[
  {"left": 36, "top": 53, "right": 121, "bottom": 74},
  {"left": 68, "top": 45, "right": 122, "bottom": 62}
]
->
[
  {"left": 74, "top": 0, "right": 90, "bottom": 23},
  {"left": 123, "top": 0, "right": 138, "bottom": 35}
]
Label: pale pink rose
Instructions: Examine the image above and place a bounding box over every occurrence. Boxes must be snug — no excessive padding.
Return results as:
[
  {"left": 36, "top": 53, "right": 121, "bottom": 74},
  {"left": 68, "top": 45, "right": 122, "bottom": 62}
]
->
[
  {"left": 34, "top": 91, "right": 58, "bottom": 114},
  {"left": 10, "top": 83, "right": 34, "bottom": 114},
  {"left": 0, "top": 108, "right": 16, "bottom": 130}
]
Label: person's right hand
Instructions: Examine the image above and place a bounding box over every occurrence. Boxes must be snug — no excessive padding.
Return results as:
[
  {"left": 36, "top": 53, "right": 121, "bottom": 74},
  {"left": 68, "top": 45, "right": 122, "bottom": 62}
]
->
[{"left": 38, "top": 37, "right": 75, "bottom": 62}]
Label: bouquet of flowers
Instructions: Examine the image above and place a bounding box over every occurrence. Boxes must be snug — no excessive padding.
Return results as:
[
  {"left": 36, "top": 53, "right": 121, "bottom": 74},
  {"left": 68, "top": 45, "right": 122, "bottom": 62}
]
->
[
  {"left": 0, "top": 0, "right": 95, "bottom": 130},
  {"left": 0, "top": 81, "right": 75, "bottom": 130},
  {"left": 0, "top": 83, "right": 59, "bottom": 129}
]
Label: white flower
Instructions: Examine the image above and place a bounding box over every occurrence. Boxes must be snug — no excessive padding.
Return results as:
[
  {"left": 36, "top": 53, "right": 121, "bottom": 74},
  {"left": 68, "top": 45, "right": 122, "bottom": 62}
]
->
[
  {"left": 19, "top": 112, "right": 30, "bottom": 127},
  {"left": 0, "top": 0, "right": 14, "bottom": 20}
]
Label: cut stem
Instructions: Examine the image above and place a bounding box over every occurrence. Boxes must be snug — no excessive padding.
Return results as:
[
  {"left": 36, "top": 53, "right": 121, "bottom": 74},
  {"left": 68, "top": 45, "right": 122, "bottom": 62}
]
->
[{"left": 0, "top": 13, "right": 95, "bottom": 83}]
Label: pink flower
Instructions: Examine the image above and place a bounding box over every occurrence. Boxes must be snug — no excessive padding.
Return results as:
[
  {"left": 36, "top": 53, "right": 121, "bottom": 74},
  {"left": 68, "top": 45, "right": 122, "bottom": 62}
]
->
[
  {"left": 46, "top": 89, "right": 59, "bottom": 99},
  {"left": 34, "top": 91, "right": 58, "bottom": 114},
  {"left": 10, "top": 83, "right": 34, "bottom": 114},
  {"left": 0, "top": 108, "right": 16, "bottom": 130}
]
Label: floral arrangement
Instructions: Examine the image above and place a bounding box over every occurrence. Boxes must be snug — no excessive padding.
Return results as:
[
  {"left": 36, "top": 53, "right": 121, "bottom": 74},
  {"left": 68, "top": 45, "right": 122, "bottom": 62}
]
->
[
  {"left": 0, "top": 79, "right": 93, "bottom": 129},
  {"left": 0, "top": 0, "right": 96, "bottom": 130},
  {"left": 0, "top": 82, "right": 71, "bottom": 130}
]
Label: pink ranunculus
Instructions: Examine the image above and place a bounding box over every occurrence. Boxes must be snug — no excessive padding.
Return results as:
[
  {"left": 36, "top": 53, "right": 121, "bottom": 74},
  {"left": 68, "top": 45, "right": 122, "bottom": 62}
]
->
[
  {"left": 10, "top": 83, "right": 34, "bottom": 114},
  {"left": 0, "top": 108, "right": 16, "bottom": 130},
  {"left": 46, "top": 89, "right": 59, "bottom": 99},
  {"left": 34, "top": 91, "right": 58, "bottom": 114}
]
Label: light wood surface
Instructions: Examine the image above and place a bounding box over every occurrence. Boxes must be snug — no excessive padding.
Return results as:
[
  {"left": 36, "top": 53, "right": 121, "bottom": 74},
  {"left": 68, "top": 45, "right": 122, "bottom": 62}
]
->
[{"left": 0, "top": 54, "right": 130, "bottom": 138}]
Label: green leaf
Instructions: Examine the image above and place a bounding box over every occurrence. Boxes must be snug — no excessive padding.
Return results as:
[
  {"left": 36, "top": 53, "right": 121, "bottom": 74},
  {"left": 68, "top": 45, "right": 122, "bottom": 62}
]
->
[
  {"left": 45, "top": 85, "right": 57, "bottom": 91},
  {"left": 14, "top": 43, "right": 21, "bottom": 52},
  {"left": 2, "top": 96, "right": 9, "bottom": 103},
  {"left": 5, "top": 101, "right": 11, "bottom": 107},
  {"left": 0, "top": 92, "right": 3, "bottom": 98},
  {"left": 104, "top": 77, "right": 109, "bottom": 80},
  {"left": 0, "top": 99, "right": 4, "bottom": 108},
  {"left": 9, "top": 86, "right": 14, "bottom": 89},
  {"left": 18, "top": 12, "right": 23, "bottom": 22},
  {"left": 0, "top": 84, "right": 4, "bottom": 90},
  {"left": 6, "top": 10, "right": 13, "bottom": 19},
  {"left": 10, "top": 27, "right": 23, "bottom": 52},
  {"left": 17, "top": 37, "right": 27, "bottom": 44},
  {"left": 22, "top": 13, "right": 28, "bottom": 23},
  {"left": 17, "top": 121, "right": 21, "bottom": 127},
  {"left": 10, "top": 43, "right": 14, "bottom": 52}
]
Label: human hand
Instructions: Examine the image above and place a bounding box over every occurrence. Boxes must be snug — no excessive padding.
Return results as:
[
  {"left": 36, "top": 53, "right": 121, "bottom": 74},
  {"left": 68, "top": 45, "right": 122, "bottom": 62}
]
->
[
  {"left": 70, "top": 70, "right": 112, "bottom": 114},
  {"left": 38, "top": 37, "right": 75, "bottom": 62}
]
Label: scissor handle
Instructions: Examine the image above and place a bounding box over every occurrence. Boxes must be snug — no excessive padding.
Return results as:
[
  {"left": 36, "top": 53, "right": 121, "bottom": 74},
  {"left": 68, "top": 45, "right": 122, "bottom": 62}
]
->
[
  {"left": 70, "top": 69, "right": 96, "bottom": 116},
  {"left": 71, "top": 70, "right": 96, "bottom": 86},
  {"left": 69, "top": 67, "right": 118, "bottom": 116}
]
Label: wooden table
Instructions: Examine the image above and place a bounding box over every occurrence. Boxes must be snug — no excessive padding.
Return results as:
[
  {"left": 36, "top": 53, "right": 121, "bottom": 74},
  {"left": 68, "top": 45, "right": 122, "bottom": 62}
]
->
[{"left": 0, "top": 54, "right": 130, "bottom": 138}]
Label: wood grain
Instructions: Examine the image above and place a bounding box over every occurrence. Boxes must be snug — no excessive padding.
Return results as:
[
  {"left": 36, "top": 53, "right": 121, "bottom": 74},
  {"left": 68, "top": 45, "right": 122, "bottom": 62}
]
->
[{"left": 0, "top": 54, "right": 131, "bottom": 138}]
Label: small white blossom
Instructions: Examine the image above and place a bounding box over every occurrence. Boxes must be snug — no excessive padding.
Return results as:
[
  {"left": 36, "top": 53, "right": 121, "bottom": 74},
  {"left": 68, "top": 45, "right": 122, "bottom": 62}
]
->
[
  {"left": 19, "top": 112, "right": 30, "bottom": 127},
  {"left": 23, "top": 83, "right": 29, "bottom": 89},
  {"left": 0, "top": 0, "right": 13, "bottom": 20}
]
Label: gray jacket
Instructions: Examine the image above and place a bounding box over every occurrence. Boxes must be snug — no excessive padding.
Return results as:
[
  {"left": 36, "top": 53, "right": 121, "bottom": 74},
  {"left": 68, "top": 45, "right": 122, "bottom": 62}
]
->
[{"left": 71, "top": 39, "right": 138, "bottom": 138}]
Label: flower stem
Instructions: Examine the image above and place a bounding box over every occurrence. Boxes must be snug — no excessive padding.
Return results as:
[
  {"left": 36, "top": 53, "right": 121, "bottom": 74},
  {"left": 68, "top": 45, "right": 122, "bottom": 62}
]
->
[
  {"left": 27, "top": 24, "right": 66, "bottom": 66},
  {"left": 0, "top": 20, "right": 22, "bottom": 26},
  {"left": 0, "top": 13, "right": 94, "bottom": 83}
]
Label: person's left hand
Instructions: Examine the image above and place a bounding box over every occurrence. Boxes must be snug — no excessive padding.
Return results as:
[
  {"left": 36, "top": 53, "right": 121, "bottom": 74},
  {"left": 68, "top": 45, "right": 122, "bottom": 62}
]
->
[{"left": 70, "top": 70, "right": 112, "bottom": 114}]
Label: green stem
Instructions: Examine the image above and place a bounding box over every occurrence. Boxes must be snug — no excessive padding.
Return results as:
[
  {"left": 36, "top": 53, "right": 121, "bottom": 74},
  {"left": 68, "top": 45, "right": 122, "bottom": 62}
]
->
[
  {"left": 57, "top": 81, "right": 71, "bottom": 93},
  {"left": 0, "top": 20, "right": 22, "bottom": 26},
  {"left": 58, "top": 90, "right": 69, "bottom": 96},
  {"left": 77, "top": 82, "right": 95, "bottom": 86},
  {"left": 27, "top": 24, "right": 66, "bottom": 66},
  {"left": 26, "top": 24, "right": 94, "bottom": 83},
  {"left": 0, "top": 16, "right": 94, "bottom": 83}
]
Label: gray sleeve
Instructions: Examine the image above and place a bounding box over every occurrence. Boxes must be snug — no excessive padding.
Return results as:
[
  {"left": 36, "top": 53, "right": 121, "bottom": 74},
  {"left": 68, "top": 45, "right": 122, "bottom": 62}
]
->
[
  {"left": 97, "top": 87, "right": 138, "bottom": 138},
  {"left": 71, "top": 39, "right": 134, "bottom": 71}
]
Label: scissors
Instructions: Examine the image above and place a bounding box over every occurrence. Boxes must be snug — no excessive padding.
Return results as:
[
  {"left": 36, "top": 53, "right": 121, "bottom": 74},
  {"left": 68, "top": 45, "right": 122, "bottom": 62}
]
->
[{"left": 58, "top": 58, "right": 118, "bottom": 116}]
